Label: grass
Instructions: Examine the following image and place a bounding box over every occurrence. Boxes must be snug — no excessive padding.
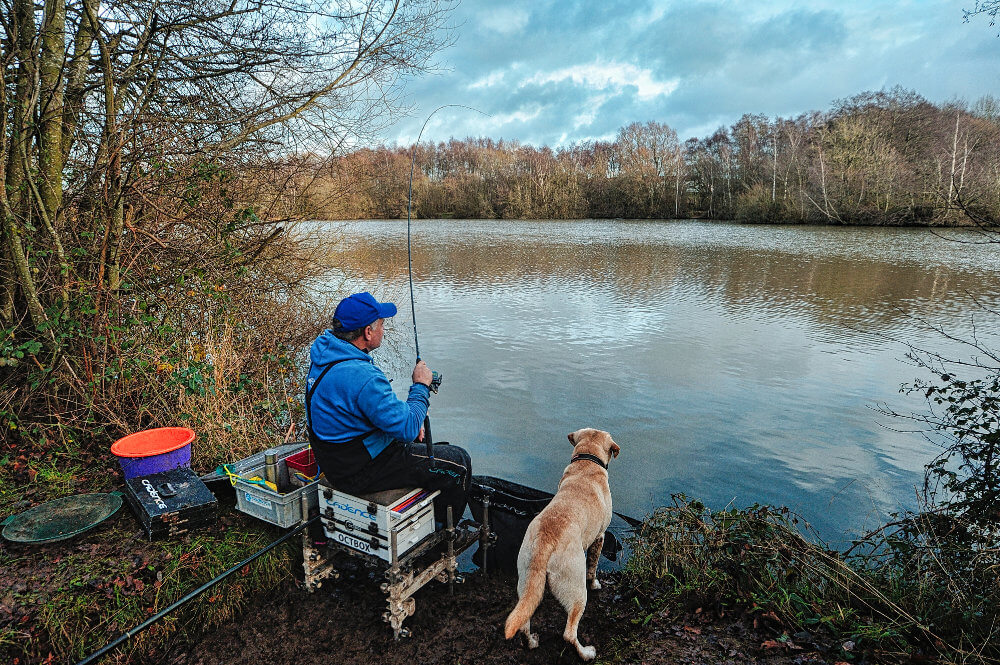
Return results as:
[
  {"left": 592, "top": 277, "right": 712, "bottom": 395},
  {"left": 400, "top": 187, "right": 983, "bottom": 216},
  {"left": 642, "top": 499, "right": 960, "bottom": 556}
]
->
[
  {"left": 0, "top": 370, "right": 310, "bottom": 664},
  {"left": 0, "top": 450, "right": 296, "bottom": 665},
  {"left": 617, "top": 494, "right": 998, "bottom": 665},
  {"left": 5, "top": 445, "right": 995, "bottom": 664},
  {"left": 1, "top": 512, "right": 296, "bottom": 664}
]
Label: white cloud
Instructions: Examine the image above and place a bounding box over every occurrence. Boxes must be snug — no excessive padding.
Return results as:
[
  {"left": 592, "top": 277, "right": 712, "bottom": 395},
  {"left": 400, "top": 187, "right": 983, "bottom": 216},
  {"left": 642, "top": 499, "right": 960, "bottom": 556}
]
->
[
  {"left": 383, "top": 1, "right": 998, "bottom": 148},
  {"left": 492, "top": 107, "right": 544, "bottom": 126},
  {"left": 572, "top": 92, "right": 612, "bottom": 129},
  {"left": 468, "top": 70, "right": 508, "bottom": 90},
  {"left": 523, "top": 62, "right": 680, "bottom": 102},
  {"left": 477, "top": 7, "right": 530, "bottom": 35}
]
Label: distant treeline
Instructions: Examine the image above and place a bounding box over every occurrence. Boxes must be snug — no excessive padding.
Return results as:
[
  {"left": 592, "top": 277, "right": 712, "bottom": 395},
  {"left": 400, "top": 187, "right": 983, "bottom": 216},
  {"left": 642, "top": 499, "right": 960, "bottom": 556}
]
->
[{"left": 298, "top": 88, "right": 1000, "bottom": 225}]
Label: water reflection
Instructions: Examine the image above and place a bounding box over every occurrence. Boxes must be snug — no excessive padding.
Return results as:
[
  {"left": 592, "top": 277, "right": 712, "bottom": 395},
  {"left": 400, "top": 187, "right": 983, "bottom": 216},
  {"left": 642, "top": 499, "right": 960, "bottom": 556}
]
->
[{"left": 318, "top": 219, "right": 1000, "bottom": 545}]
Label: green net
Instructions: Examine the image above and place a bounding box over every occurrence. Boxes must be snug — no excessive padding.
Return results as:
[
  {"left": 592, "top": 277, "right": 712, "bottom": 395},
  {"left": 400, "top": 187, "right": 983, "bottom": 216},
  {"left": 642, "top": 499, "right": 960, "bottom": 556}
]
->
[{"left": 2, "top": 493, "right": 123, "bottom": 544}]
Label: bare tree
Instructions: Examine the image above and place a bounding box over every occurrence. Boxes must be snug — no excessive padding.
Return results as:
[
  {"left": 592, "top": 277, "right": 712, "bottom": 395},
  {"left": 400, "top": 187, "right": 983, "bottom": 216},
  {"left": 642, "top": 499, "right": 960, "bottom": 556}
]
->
[
  {"left": 1, "top": 0, "right": 454, "bottom": 323},
  {"left": 614, "top": 121, "right": 680, "bottom": 217},
  {"left": 0, "top": 0, "right": 456, "bottom": 436},
  {"left": 964, "top": 0, "right": 1000, "bottom": 30}
]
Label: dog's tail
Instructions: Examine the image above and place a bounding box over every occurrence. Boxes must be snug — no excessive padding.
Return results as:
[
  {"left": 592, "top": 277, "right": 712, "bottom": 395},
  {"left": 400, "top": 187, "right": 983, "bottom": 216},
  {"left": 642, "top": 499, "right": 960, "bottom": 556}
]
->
[{"left": 504, "top": 542, "right": 554, "bottom": 640}]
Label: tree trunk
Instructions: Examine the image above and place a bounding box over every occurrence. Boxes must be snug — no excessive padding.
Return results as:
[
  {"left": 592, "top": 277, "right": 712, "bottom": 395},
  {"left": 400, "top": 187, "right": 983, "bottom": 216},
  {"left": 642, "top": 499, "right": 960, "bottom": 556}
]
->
[
  {"left": 1, "top": 197, "right": 48, "bottom": 332},
  {"left": 674, "top": 150, "right": 681, "bottom": 217},
  {"left": 84, "top": 0, "right": 125, "bottom": 291},
  {"left": 0, "top": 33, "right": 13, "bottom": 324},
  {"left": 39, "top": 0, "right": 67, "bottom": 224},
  {"left": 61, "top": 0, "right": 99, "bottom": 166},
  {"left": 771, "top": 135, "right": 777, "bottom": 203},
  {"left": 2, "top": 0, "right": 44, "bottom": 328},
  {"left": 947, "top": 112, "right": 960, "bottom": 210},
  {"left": 6, "top": 0, "right": 35, "bottom": 220}
]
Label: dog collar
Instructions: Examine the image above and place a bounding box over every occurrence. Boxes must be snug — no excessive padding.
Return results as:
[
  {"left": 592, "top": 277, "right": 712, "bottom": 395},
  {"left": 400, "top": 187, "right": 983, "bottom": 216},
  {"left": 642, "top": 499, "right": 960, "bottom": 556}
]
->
[{"left": 570, "top": 453, "right": 608, "bottom": 470}]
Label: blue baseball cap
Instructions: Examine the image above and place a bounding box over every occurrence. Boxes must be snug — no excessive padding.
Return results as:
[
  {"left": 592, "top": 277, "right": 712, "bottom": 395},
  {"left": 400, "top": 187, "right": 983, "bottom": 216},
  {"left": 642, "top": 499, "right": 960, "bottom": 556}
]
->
[{"left": 333, "top": 292, "right": 397, "bottom": 330}]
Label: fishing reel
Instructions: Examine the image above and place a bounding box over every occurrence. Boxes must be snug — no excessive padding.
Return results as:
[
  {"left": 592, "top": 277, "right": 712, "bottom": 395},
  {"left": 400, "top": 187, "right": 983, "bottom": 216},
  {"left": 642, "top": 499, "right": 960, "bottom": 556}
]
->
[{"left": 429, "top": 370, "right": 443, "bottom": 394}]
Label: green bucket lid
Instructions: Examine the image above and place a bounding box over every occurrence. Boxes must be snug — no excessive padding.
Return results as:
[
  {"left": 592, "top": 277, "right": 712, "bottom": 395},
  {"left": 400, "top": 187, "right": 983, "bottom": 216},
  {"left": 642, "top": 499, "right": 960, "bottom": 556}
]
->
[{"left": 2, "top": 492, "right": 123, "bottom": 544}]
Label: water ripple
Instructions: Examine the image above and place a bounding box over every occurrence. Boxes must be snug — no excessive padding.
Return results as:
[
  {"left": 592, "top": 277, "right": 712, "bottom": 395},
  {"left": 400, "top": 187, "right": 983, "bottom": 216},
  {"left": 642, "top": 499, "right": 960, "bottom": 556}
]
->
[{"left": 323, "top": 219, "right": 1000, "bottom": 544}]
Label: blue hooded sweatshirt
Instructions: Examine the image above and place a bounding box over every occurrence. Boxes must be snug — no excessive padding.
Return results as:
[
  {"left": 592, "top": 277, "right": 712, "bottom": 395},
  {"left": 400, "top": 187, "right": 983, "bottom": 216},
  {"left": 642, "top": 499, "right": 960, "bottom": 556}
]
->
[{"left": 305, "top": 331, "right": 429, "bottom": 476}]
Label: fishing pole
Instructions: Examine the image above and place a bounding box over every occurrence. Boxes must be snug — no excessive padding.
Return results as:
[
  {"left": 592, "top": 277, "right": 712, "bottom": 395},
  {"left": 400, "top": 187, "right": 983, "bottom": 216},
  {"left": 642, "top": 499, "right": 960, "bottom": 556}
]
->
[
  {"left": 405, "top": 104, "right": 490, "bottom": 463},
  {"left": 75, "top": 517, "right": 318, "bottom": 665},
  {"left": 406, "top": 103, "right": 489, "bottom": 359}
]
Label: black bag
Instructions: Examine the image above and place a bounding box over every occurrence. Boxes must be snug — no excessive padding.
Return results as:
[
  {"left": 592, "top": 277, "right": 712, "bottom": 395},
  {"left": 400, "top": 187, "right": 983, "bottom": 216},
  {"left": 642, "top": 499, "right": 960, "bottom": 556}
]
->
[{"left": 468, "top": 475, "right": 621, "bottom": 574}]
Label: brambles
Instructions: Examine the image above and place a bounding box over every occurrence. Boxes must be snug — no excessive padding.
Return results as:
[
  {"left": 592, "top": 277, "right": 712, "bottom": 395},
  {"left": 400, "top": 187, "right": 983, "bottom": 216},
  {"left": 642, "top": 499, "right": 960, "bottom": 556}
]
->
[
  {"left": 623, "top": 494, "right": 998, "bottom": 664},
  {"left": 1, "top": 3, "right": 456, "bottom": 659}
]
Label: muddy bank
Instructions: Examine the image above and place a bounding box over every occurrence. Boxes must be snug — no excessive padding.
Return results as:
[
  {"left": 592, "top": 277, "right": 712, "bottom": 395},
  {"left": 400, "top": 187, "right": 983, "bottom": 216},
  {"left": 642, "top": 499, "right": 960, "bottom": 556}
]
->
[{"left": 169, "top": 559, "right": 843, "bottom": 665}]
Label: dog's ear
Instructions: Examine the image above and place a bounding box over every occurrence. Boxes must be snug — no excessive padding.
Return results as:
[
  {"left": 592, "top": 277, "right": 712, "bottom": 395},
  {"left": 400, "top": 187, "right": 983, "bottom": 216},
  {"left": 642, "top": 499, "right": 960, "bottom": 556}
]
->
[
  {"left": 567, "top": 431, "right": 576, "bottom": 446},
  {"left": 609, "top": 441, "right": 620, "bottom": 459}
]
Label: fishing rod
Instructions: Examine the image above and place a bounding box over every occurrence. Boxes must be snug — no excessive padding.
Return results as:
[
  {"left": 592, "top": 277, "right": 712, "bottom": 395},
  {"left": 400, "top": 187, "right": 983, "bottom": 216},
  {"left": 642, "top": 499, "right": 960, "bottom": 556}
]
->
[
  {"left": 405, "top": 104, "right": 489, "bottom": 463},
  {"left": 75, "top": 517, "right": 318, "bottom": 665},
  {"left": 402, "top": 108, "right": 643, "bottom": 532}
]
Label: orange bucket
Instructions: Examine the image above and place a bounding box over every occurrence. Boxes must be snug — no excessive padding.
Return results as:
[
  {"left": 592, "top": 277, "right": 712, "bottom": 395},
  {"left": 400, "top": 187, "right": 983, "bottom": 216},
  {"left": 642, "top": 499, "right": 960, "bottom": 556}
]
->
[{"left": 111, "top": 427, "right": 195, "bottom": 478}]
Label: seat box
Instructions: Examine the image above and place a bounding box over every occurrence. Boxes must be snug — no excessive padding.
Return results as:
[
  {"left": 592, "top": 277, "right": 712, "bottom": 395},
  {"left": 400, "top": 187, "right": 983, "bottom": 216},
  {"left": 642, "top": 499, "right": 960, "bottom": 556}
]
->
[{"left": 319, "top": 485, "right": 438, "bottom": 562}]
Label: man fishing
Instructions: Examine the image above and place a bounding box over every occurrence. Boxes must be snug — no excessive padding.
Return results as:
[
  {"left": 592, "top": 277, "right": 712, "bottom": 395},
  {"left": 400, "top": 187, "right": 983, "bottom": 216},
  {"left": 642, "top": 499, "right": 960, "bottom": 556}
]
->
[{"left": 305, "top": 291, "right": 472, "bottom": 528}]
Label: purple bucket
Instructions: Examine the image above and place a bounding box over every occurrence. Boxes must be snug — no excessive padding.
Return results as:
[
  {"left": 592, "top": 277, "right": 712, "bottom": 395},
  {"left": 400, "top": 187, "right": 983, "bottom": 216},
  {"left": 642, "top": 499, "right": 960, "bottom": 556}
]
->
[{"left": 111, "top": 427, "right": 195, "bottom": 479}]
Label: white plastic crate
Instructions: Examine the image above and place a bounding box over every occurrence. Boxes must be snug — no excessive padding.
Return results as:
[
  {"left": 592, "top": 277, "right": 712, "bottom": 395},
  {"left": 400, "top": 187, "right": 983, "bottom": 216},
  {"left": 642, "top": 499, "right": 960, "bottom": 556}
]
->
[
  {"left": 320, "top": 485, "right": 438, "bottom": 562},
  {"left": 234, "top": 451, "right": 320, "bottom": 528}
]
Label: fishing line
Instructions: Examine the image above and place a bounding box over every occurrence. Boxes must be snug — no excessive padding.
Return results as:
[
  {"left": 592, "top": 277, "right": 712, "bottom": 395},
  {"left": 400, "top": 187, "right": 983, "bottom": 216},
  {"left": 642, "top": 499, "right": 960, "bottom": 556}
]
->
[
  {"left": 405, "top": 104, "right": 490, "bottom": 466},
  {"left": 406, "top": 104, "right": 491, "bottom": 360}
]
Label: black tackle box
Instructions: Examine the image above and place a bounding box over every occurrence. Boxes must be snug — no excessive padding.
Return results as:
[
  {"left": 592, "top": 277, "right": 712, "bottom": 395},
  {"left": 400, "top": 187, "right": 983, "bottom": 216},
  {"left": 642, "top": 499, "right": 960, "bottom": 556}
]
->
[{"left": 123, "top": 467, "right": 218, "bottom": 540}]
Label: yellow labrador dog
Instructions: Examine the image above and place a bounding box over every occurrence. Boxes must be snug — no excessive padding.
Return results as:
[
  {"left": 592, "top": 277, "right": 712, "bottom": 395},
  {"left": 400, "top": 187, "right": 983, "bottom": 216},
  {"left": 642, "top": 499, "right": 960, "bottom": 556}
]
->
[{"left": 504, "top": 428, "right": 619, "bottom": 661}]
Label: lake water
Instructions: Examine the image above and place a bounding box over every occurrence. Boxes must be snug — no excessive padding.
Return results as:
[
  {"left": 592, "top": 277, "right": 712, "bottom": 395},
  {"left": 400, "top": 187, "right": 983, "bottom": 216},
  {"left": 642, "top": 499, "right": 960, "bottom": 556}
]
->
[{"left": 320, "top": 219, "right": 1000, "bottom": 546}]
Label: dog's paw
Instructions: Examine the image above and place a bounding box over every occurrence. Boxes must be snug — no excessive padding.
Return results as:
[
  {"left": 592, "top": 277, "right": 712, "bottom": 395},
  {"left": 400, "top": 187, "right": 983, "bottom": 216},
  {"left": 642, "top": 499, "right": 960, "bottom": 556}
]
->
[
  {"left": 527, "top": 633, "right": 539, "bottom": 649},
  {"left": 589, "top": 578, "right": 602, "bottom": 590},
  {"left": 578, "top": 645, "right": 597, "bottom": 661}
]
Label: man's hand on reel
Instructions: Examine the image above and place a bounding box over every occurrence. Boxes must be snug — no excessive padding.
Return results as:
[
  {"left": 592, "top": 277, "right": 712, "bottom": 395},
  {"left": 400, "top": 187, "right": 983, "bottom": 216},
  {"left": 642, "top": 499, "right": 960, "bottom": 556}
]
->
[
  {"left": 413, "top": 360, "right": 443, "bottom": 394},
  {"left": 413, "top": 360, "right": 432, "bottom": 387}
]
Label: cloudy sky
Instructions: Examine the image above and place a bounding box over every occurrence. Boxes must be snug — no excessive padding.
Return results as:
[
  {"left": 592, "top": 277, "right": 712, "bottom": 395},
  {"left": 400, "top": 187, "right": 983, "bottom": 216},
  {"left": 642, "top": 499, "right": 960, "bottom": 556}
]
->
[{"left": 380, "top": 0, "right": 999, "bottom": 148}]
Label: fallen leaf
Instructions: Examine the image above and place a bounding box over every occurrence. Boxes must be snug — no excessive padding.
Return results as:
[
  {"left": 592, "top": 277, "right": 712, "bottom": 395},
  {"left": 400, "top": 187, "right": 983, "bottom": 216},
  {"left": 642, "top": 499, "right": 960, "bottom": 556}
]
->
[
  {"left": 761, "top": 640, "right": 782, "bottom": 650},
  {"left": 683, "top": 625, "right": 701, "bottom": 635}
]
